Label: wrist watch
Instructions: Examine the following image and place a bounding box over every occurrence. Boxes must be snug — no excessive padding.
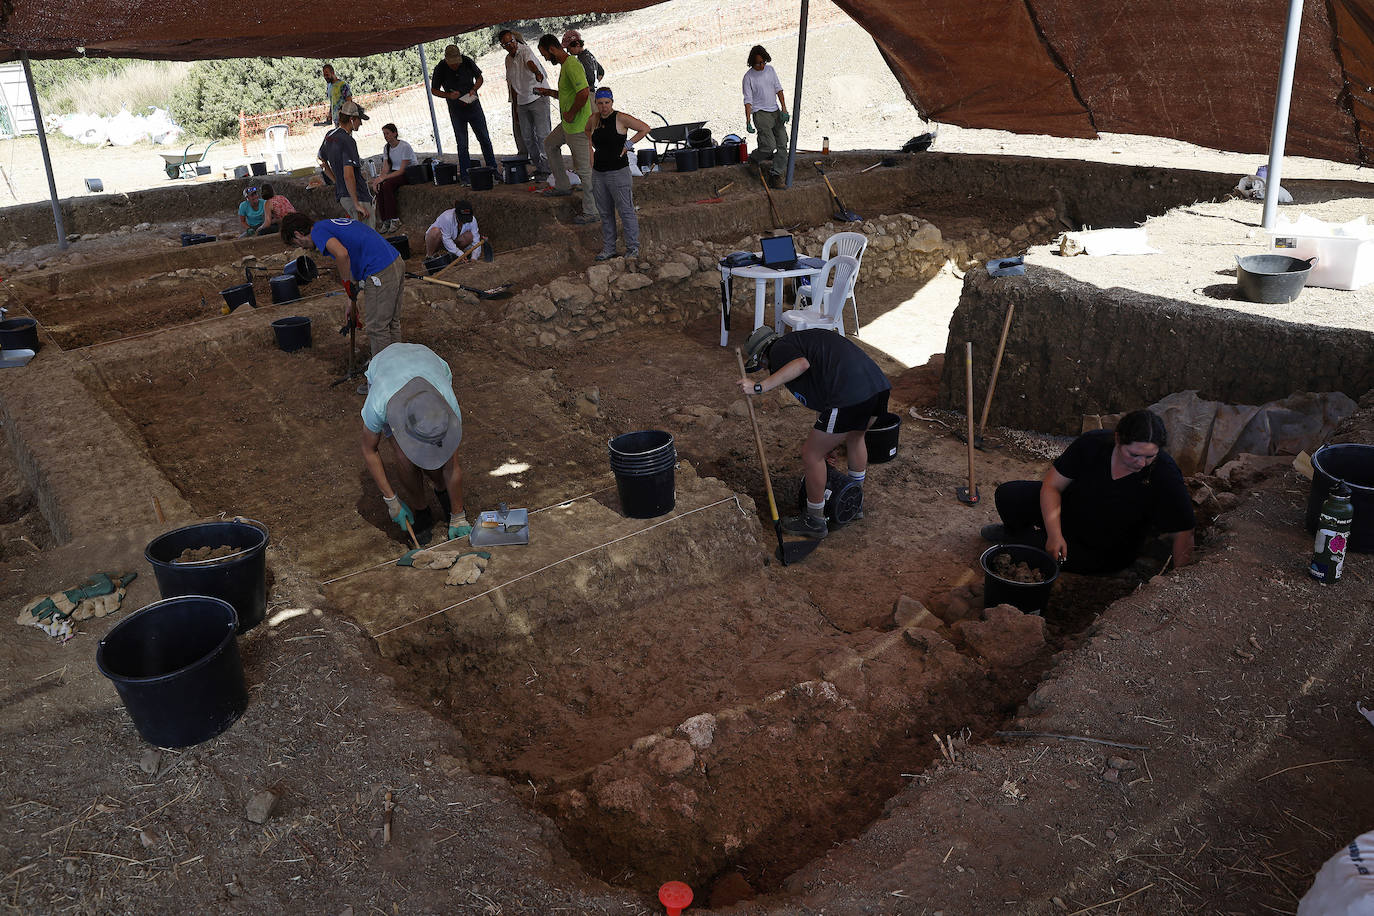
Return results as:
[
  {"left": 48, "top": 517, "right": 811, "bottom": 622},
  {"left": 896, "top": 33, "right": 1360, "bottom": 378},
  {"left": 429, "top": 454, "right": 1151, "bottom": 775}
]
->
[{"left": 753, "top": 383, "right": 763, "bottom": 394}]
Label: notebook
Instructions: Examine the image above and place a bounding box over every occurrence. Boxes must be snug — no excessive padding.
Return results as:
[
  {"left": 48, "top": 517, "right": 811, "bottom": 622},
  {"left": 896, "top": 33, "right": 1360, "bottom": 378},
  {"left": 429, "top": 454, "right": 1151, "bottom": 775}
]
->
[{"left": 760, "top": 234, "right": 799, "bottom": 270}]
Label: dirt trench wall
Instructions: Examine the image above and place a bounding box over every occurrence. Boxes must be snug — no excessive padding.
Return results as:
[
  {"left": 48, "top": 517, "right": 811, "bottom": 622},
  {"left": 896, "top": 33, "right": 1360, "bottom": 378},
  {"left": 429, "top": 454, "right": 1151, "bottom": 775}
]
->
[{"left": 937, "top": 265, "right": 1374, "bottom": 434}]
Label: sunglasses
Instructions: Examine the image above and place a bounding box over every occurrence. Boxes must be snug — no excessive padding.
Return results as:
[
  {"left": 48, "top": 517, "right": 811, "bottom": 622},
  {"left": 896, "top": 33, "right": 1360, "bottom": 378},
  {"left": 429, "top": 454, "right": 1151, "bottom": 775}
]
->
[{"left": 244, "top": 187, "right": 259, "bottom": 196}]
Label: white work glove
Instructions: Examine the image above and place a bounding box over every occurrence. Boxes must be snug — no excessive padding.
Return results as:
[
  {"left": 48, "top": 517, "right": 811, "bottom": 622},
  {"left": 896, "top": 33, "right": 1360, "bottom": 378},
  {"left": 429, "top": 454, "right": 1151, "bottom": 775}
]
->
[
  {"left": 446, "top": 554, "right": 489, "bottom": 586},
  {"left": 409, "top": 549, "right": 461, "bottom": 571}
]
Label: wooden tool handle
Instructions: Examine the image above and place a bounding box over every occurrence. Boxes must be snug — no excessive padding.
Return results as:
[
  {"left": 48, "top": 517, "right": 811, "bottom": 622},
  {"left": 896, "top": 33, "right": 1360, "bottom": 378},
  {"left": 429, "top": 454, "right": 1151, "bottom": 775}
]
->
[
  {"left": 403, "top": 519, "right": 421, "bottom": 551},
  {"left": 736, "top": 348, "right": 781, "bottom": 522},
  {"left": 964, "top": 341, "right": 976, "bottom": 494},
  {"left": 977, "top": 303, "right": 1015, "bottom": 439}
]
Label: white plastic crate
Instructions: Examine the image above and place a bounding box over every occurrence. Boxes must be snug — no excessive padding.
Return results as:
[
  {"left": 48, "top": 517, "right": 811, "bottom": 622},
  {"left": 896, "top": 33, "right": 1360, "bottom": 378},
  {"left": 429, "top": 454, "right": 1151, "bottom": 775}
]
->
[{"left": 1267, "top": 214, "right": 1374, "bottom": 291}]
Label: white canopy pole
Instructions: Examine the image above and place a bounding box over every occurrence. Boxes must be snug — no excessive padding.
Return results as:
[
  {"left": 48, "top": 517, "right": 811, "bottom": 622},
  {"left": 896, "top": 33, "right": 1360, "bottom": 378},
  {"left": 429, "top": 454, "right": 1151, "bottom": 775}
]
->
[
  {"left": 418, "top": 43, "right": 444, "bottom": 156},
  {"left": 21, "top": 52, "right": 69, "bottom": 251},
  {"left": 784, "top": 0, "right": 809, "bottom": 188},
  {"left": 1262, "top": 0, "right": 1304, "bottom": 229}
]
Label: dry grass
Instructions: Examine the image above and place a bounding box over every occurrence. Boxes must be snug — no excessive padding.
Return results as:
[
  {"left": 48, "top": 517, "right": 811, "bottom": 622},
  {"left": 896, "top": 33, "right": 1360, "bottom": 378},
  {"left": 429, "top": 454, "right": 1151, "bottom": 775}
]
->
[{"left": 42, "top": 61, "right": 191, "bottom": 116}]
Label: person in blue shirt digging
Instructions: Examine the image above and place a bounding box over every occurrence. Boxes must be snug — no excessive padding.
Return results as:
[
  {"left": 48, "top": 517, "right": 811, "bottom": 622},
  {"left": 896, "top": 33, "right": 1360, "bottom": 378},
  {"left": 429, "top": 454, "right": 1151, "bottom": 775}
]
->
[{"left": 358, "top": 343, "right": 472, "bottom": 545}]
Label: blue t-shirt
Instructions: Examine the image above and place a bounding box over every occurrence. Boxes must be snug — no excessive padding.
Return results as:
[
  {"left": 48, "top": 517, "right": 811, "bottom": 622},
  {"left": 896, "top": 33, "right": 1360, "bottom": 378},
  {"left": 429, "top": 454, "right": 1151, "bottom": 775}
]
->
[
  {"left": 239, "top": 199, "right": 265, "bottom": 228},
  {"left": 361, "top": 343, "right": 463, "bottom": 435},
  {"left": 310, "top": 218, "right": 399, "bottom": 282}
]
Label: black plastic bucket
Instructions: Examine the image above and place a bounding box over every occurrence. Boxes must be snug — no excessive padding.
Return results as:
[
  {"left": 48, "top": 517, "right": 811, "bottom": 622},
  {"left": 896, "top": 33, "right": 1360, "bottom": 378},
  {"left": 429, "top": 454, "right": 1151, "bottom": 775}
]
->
[
  {"left": 717, "top": 143, "right": 740, "bottom": 166},
  {"left": 1235, "top": 254, "right": 1315, "bottom": 304},
  {"left": 609, "top": 430, "right": 676, "bottom": 519},
  {"left": 269, "top": 274, "right": 300, "bottom": 304},
  {"left": 250, "top": 161, "right": 267, "bottom": 176},
  {"left": 795, "top": 467, "right": 864, "bottom": 527},
  {"left": 1307, "top": 443, "right": 1374, "bottom": 553},
  {"left": 698, "top": 145, "right": 719, "bottom": 169},
  {"left": 502, "top": 158, "right": 530, "bottom": 183},
  {"left": 404, "top": 164, "right": 427, "bottom": 184},
  {"left": 866, "top": 412, "right": 901, "bottom": 464},
  {"left": 271, "top": 315, "right": 311, "bottom": 352},
  {"left": 470, "top": 167, "right": 495, "bottom": 191},
  {"left": 220, "top": 283, "right": 256, "bottom": 311},
  {"left": 425, "top": 252, "right": 455, "bottom": 275},
  {"left": 674, "top": 149, "right": 699, "bottom": 173},
  {"left": 180, "top": 232, "right": 215, "bottom": 247},
  {"left": 687, "top": 127, "right": 713, "bottom": 149},
  {"left": 636, "top": 149, "right": 656, "bottom": 171},
  {"left": 145, "top": 519, "right": 269, "bottom": 633},
  {"left": 386, "top": 235, "right": 411, "bottom": 260},
  {"left": 0, "top": 317, "right": 41, "bottom": 353},
  {"left": 980, "top": 544, "right": 1059, "bottom": 615},
  {"left": 434, "top": 162, "right": 459, "bottom": 186},
  {"left": 284, "top": 255, "right": 318, "bottom": 285},
  {"left": 97, "top": 595, "right": 248, "bottom": 748}
]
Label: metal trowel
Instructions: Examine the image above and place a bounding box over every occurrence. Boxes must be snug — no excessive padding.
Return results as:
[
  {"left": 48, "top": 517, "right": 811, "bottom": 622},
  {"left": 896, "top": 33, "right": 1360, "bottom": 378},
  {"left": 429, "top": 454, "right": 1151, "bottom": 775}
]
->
[{"left": 468, "top": 502, "right": 530, "bottom": 547}]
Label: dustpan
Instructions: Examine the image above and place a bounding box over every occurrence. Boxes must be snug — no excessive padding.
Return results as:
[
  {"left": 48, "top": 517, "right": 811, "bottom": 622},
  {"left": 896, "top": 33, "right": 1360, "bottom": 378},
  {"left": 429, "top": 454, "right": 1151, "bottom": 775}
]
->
[{"left": 468, "top": 504, "right": 529, "bottom": 547}]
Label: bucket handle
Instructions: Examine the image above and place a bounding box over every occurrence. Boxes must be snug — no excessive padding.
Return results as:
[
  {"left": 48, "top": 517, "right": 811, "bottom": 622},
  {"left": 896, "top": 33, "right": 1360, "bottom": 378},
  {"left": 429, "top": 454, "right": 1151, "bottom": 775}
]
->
[{"left": 167, "top": 516, "right": 269, "bottom": 567}]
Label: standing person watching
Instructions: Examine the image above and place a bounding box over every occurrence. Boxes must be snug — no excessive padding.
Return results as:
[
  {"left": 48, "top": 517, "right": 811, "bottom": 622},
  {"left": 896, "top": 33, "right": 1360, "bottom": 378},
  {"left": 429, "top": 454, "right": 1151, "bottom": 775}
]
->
[
  {"left": 501, "top": 29, "right": 552, "bottom": 180},
  {"left": 318, "top": 100, "right": 375, "bottom": 228},
  {"left": 561, "top": 30, "right": 605, "bottom": 91},
  {"left": 322, "top": 63, "right": 351, "bottom": 127},
  {"left": 359, "top": 343, "right": 471, "bottom": 545},
  {"left": 535, "top": 34, "right": 598, "bottom": 225},
  {"left": 280, "top": 213, "right": 403, "bottom": 394},
  {"left": 738, "top": 327, "right": 891, "bottom": 539},
  {"left": 980, "top": 409, "right": 1196, "bottom": 572},
  {"left": 257, "top": 183, "right": 296, "bottom": 237},
  {"left": 431, "top": 44, "right": 498, "bottom": 186},
  {"left": 742, "top": 45, "right": 790, "bottom": 190},
  {"left": 237, "top": 186, "right": 265, "bottom": 237},
  {"left": 370, "top": 123, "right": 415, "bottom": 234},
  {"left": 584, "top": 87, "right": 649, "bottom": 260}
]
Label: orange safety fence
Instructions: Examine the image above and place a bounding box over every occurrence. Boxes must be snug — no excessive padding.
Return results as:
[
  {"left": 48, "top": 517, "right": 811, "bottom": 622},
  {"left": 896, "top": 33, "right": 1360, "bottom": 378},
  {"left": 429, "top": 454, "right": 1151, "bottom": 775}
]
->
[{"left": 239, "top": 81, "right": 424, "bottom": 153}]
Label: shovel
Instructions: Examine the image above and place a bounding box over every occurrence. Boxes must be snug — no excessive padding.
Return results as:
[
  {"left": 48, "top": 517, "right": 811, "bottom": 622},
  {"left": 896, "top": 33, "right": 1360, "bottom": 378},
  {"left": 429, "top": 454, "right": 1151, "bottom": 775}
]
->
[
  {"left": 328, "top": 296, "right": 365, "bottom": 388},
  {"left": 735, "top": 348, "right": 821, "bottom": 566},
  {"left": 812, "top": 162, "right": 861, "bottom": 222},
  {"left": 409, "top": 273, "right": 513, "bottom": 299}
]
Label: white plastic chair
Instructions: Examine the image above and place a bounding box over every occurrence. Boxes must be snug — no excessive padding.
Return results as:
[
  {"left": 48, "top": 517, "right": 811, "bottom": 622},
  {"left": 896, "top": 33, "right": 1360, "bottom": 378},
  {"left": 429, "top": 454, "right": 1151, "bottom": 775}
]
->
[
  {"left": 265, "top": 124, "right": 289, "bottom": 173},
  {"left": 781, "top": 255, "right": 860, "bottom": 335},
  {"left": 799, "top": 231, "right": 869, "bottom": 332}
]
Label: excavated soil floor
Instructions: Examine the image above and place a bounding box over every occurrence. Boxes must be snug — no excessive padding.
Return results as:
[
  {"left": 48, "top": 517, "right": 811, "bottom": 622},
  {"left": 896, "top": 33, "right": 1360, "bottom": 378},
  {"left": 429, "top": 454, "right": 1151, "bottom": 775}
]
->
[{"left": 2, "top": 153, "right": 1373, "bottom": 916}]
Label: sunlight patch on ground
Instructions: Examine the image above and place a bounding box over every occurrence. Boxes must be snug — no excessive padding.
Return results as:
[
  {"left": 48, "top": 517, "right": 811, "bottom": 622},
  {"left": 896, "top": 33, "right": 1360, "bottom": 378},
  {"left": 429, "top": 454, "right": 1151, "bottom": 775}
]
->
[{"left": 858, "top": 261, "right": 964, "bottom": 369}]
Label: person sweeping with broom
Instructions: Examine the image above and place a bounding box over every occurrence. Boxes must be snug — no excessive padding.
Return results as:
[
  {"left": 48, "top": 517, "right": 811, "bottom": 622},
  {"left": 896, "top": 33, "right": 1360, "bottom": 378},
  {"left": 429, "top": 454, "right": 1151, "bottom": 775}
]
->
[{"left": 738, "top": 327, "right": 890, "bottom": 539}]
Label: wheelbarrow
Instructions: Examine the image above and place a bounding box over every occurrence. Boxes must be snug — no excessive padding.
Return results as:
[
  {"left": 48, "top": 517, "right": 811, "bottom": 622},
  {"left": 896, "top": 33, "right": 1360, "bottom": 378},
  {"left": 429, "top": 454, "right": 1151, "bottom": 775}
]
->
[
  {"left": 161, "top": 140, "right": 218, "bottom": 180},
  {"left": 647, "top": 112, "right": 706, "bottom": 159}
]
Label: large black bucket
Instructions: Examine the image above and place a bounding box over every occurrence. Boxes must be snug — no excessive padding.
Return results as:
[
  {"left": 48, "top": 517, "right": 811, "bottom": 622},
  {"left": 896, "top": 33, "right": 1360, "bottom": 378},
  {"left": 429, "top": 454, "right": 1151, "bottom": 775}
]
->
[
  {"left": 271, "top": 316, "right": 311, "bottom": 352},
  {"left": 636, "top": 149, "right": 656, "bottom": 171},
  {"left": 220, "top": 283, "right": 256, "bottom": 311},
  {"left": 386, "top": 235, "right": 411, "bottom": 260},
  {"left": 425, "top": 252, "right": 456, "bottom": 275},
  {"left": 269, "top": 274, "right": 300, "bottom": 304},
  {"left": 145, "top": 519, "right": 269, "bottom": 633},
  {"left": 470, "top": 167, "right": 496, "bottom": 191},
  {"left": 609, "top": 430, "right": 676, "bottom": 519},
  {"left": 866, "top": 412, "right": 901, "bottom": 464},
  {"left": 1307, "top": 443, "right": 1374, "bottom": 553},
  {"left": 674, "top": 149, "right": 699, "bottom": 173},
  {"left": 0, "top": 317, "right": 41, "bottom": 352},
  {"left": 97, "top": 595, "right": 247, "bottom": 748},
  {"left": 404, "top": 164, "right": 428, "bottom": 184},
  {"left": 1235, "top": 254, "right": 1315, "bottom": 304},
  {"left": 502, "top": 158, "right": 530, "bottom": 184},
  {"left": 284, "top": 255, "right": 318, "bottom": 285},
  {"left": 433, "top": 162, "right": 459, "bottom": 186},
  {"left": 981, "top": 544, "right": 1059, "bottom": 615}
]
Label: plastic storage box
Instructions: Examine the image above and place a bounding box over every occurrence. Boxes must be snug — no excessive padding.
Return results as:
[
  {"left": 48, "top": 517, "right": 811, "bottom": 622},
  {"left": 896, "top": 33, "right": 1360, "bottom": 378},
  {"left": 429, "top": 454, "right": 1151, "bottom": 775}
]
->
[{"left": 1268, "top": 215, "right": 1374, "bottom": 291}]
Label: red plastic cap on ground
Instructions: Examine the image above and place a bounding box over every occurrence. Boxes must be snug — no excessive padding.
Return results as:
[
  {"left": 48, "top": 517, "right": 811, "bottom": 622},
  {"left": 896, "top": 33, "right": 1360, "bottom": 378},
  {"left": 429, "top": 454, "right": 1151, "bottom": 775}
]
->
[{"left": 658, "top": 880, "right": 693, "bottom": 915}]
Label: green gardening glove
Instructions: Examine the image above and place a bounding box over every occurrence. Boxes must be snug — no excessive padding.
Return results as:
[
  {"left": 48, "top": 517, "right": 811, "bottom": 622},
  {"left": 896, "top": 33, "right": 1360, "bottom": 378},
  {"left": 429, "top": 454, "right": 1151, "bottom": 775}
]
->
[
  {"left": 746, "top": 121, "right": 756, "bottom": 134},
  {"left": 779, "top": 110, "right": 789, "bottom": 125},
  {"left": 448, "top": 514, "right": 472, "bottom": 540},
  {"left": 383, "top": 494, "right": 414, "bottom": 531}
]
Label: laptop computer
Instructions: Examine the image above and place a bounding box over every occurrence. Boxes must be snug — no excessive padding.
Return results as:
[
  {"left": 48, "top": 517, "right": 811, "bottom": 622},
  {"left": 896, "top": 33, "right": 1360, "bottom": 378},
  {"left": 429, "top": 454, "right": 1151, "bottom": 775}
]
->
[{"left": 759, "top": 234, "right": 799, "bottom": 270}]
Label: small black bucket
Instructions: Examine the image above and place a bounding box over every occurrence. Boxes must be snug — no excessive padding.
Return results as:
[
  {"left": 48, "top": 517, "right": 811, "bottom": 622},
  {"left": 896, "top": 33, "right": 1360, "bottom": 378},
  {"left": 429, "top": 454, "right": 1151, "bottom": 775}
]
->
[
  {"left": 271, "top": 315, "right": 311, "bottom": 352},
  {"left": 1307, "top": 443, "right": 1374, "bottom": 553},
  {"left": 674, "top": 149, "right": 699, "bottom": 173},
  {"left": 980, "top": 544, "right": 1059, "bottom": 615},
  {"left": 609, "top": 430, "right": 676, "bottom": 519},
  {"left": 1235, "top": 254, "right": 1315, "bottom": 304},
  {"left": 0, "top": 317, "right": 41, "bottom": 353},
  {"left": 434, "top": 161, "right": 459, "bottom": 186},
  {"left": 97, "top": 595, "right": 247, "bottom": 748},
  {"left": 717, "top": 143, "right": 740, "bottom": 167},
  {"left": 866, "top": 412, "right": 901, "bottom": 464},
  {"left": 145, "top": 519, "right": 269, "bottom": 633},
  {"left": 698, "top": 145, "right": 719, "bottom": 169},
  {"left": 502, "top": 158, "right": 530, "bottom": 183},
  {"left": 220, "top": 283, "right": 257, "bottom": 311},
  {"left": 425, "top": 252, "right": 456, "bottom": 275},
  {"left": 249, "top": 161, "right": 267, "bottom": 176},
  {"left": 284, "top": 255, "right": 318, "bottom": 285},
  {"left": 636, "top": 149, "right": 656, "bottom": 171},
  {"left": 269, "top": 274, "right": 300, "bottom": 304},
  {"left": 404, "top": 164, "right": 427, "bottom": 184},
  {"left": 387, "top": 235, "right": 411, "bottom": 260},
  {"left": 470, "top": 167, "right": 496, "bottom": 191},
  {"left": 687, "top": 127, "right": 713, "bottom": 149}
]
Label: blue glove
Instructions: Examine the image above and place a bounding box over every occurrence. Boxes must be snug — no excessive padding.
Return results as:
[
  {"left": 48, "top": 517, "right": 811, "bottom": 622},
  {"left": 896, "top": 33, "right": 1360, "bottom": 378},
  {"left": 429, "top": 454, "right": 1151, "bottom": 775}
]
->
[
  {"left": 746, "top": 121, "right": 756, "bottom": 134},
  {"left": 779, "top": 110, "right": 790, "bottom": 125},
  {"left": 383, "top": 495, "right": 413, "bottom": 531},
  {"left": 448, "top": 514, "right": 472, "bottom": 540}
]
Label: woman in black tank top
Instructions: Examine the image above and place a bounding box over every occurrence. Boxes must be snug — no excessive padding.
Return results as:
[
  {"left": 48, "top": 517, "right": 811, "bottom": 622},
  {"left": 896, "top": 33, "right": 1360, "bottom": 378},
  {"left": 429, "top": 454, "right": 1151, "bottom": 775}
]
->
[{"left": 584, "top": 87, "right": 651, "bottom": 260}]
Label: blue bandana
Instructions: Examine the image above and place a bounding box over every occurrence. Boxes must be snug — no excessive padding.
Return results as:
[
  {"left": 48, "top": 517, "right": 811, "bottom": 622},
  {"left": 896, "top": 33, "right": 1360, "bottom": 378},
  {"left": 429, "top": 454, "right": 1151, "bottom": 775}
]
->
[{"left": 594, "top": 88, "right": 613, "bottom": 100}]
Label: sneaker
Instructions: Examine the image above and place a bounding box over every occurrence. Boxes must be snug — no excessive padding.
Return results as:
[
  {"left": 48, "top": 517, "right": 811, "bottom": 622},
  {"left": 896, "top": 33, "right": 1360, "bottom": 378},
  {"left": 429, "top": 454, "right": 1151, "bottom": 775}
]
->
[
  {"left": 572, "top": 214, "right": 598, "bottom": 225},
  {"left": 541, "top": 187, "right": 572, "bottom": 197},
  {"left": 356, "top": 380, "right": 369, "bottom": 396},
  {"left": 781, "top": 513, "right": 828, "bottom": 539},
  {"left": 626, "top": 247, "right": 640, "bottom": 257},
  {"left": 595, "top": 250, "right": 616, "bottom": 261},
  {"left": 980, "top": 523, "right": 1007, "bottom": 542}
]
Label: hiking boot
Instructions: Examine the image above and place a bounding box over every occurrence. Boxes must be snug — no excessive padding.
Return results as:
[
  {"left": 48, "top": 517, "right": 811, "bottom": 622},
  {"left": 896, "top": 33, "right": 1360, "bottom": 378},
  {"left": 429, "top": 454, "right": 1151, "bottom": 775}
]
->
[
  {"left": 767, "top": 173, "right": 787, "bottom": 189},
  {"left": 572, "top": 214, "right": 598, "bottom": 225},
  {"left": 781, "top": 513, "right": 828, "bottom": 539},
  {"left": 595, "top": 250, "right": 616, "bottom": 261},
  {"left": 541, "top": 187, "right": 572, "bottom": 197},
  {"left": 625, "top": 247, "right": 639, "bottom": 257}
]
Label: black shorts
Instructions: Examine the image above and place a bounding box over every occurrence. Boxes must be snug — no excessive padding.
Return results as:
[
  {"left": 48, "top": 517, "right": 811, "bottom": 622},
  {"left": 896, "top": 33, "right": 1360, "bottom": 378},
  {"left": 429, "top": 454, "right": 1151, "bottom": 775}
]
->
[{"left": 813, "top": 390, "right": 890, "bottom": 435}]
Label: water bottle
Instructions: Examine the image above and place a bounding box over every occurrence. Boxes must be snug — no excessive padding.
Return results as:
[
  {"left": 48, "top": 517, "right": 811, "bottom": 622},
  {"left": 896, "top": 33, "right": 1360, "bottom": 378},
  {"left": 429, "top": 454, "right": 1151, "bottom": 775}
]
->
[{"left": 1310, "top": 481, "right": 1354, "bottom": 583}]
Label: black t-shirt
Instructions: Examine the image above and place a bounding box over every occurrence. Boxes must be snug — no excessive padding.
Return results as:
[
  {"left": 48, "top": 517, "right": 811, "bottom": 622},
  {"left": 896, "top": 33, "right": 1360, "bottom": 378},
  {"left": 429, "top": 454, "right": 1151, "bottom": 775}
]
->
[
  {"left": 766, "top": 329, "right": 891, "bottom": 410},
  {"left": 317, "top": 127, "right": 371, "bottom": 203},
  {"left": 1053, "top": 429, "right": 1195, "bottom": 569},
  {"left": 432, "top": 58, "right": 482, "bottom": 107}
]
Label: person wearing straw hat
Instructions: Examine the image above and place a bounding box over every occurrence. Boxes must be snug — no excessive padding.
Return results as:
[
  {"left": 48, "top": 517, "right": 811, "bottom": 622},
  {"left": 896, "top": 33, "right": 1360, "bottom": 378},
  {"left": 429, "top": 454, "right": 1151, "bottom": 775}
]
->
[
  {"left": 360, "top": 343, "right": 471, "bottom": 544},
  {"left": 738, "top": 327, "right": 890, "bottom": 539}
]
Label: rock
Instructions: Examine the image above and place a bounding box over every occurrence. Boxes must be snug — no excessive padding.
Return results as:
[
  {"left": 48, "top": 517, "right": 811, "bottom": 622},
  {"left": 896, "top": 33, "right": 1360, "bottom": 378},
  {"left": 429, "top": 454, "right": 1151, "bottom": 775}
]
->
[
  {"left": 139, "top": 749, "right": 162, "bottom": 775},
  {"left": 1101, "top": 766, "right": 1120, "bottom": 783},
  {"left": 537, "top": 331, "right": 557, "bottom": 347},
  {"left": 614, "top": 272, "right": 653, "bottom": 291},
  {"left": 526, "top": 296, "right": 557, "bottom": 320},
  {"left": 892, "top": 595, "right": 939, "bottom": 629},
  {"left": 907, "top": 224, "right": 944, "bottom": 252},
  {"left": 931, "top": 594, "right": 978, "bottom": 625},
  {"left": 1107, "top": 756, "right": 1137, "bottom": 771},
  {"left": 138, "top": 828, "right": 157, "bottom": 849},
  {"left": 134, "top": 222, "right": 152, "bottom": 231},
  {"left": 954, "top": 604, "right": 1046, "bottom": 668},
  {"left": 677, "top": 713, "right": 717, "bottom": 749},
  {"left": 697, "top": 255, "right": 719, "bottom": 272},
  {"left": 649, "top": 738, "right": 696, "bottom": 776},
  {"left": 245, "top": 790, "right": 279, "bottom": 824},
  {"left": 727, "top": 400, "right": 750, "bottom": 419},
  {"left": 776, "top": 389, "right": 799, "bottom": 408},
  {"left": 657, "top": 262, "right": 692, "bottom": 283},
  {"left": 574, "top": 394, "right": 601, "bottom": 418},
  {"left": 583, "top": 387, "right": 600, "bottom": 405},
  {"left": 1009, "top": 224, "right": 1030, "bottom": 241},
  {"left": 546, "top": 278, "right": 596, "bottom": 310},
  {"left": 873, "top": 235, "right": 897, "bottom": 251},
  {"left": 586, "top": 262, "right": 613, "bottom": 294}
]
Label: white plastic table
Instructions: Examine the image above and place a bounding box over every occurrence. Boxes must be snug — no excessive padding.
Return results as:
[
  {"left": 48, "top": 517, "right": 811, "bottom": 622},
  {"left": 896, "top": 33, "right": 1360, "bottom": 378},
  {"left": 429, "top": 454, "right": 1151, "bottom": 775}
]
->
[{"left": 719, "top": 258, "right": 825, "bottom": 346}]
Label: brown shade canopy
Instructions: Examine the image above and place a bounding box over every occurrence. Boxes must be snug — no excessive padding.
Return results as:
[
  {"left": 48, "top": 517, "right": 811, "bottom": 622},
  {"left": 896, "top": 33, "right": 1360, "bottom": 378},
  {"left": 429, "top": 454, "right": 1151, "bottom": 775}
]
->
[{"left": 2, "top": 0, "right": 1370, "bottom": 164}]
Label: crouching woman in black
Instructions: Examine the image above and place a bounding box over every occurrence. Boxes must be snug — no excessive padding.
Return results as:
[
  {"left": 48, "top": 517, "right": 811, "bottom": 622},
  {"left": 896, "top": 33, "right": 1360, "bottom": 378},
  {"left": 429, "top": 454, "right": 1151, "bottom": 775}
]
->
[{"left": 982, "top": 409, "right": 1195, "bottom": 572}]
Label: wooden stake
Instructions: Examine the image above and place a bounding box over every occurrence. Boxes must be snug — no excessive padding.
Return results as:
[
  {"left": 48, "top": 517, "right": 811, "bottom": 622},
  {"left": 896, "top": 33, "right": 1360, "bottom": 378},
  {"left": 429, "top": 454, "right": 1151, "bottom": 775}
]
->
[
  {"left": 977, "top": 302, "right": 1015, "bottom": 441},
  {"left": 152, "top": 497, "right": 166, "bottom": 523},
  {"left": 382, "top": 790, "right": 394, "bottom": 845}
]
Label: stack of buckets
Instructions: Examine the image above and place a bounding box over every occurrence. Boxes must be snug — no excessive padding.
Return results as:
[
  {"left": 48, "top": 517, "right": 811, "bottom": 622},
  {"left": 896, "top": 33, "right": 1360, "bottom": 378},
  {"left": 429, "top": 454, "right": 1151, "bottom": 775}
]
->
[{"left": 609, "top": 431, "right": 676, "bottom": 518}]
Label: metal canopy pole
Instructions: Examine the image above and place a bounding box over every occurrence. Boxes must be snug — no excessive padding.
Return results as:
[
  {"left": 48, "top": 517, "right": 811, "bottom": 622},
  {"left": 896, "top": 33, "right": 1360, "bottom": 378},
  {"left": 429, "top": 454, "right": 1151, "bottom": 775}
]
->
[
  {"left": 784, "top": 0, "right": 809, "bottom": 188},
  {"left": 417, "top": 43, "right": 444, "bottom": 156},
  {"left": 1262, "top": 0, "right": 1304, "bottom": 229},
  {"left": 21, "top": 52, "right": 68, "bottom": 251}
]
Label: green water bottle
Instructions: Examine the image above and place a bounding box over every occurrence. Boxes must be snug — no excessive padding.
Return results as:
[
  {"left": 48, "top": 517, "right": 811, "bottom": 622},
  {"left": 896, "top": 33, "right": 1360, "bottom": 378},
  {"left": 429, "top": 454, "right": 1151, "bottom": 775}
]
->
[{"left": 1310, "top": 481, "right": 1354, "bottom": 584}]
